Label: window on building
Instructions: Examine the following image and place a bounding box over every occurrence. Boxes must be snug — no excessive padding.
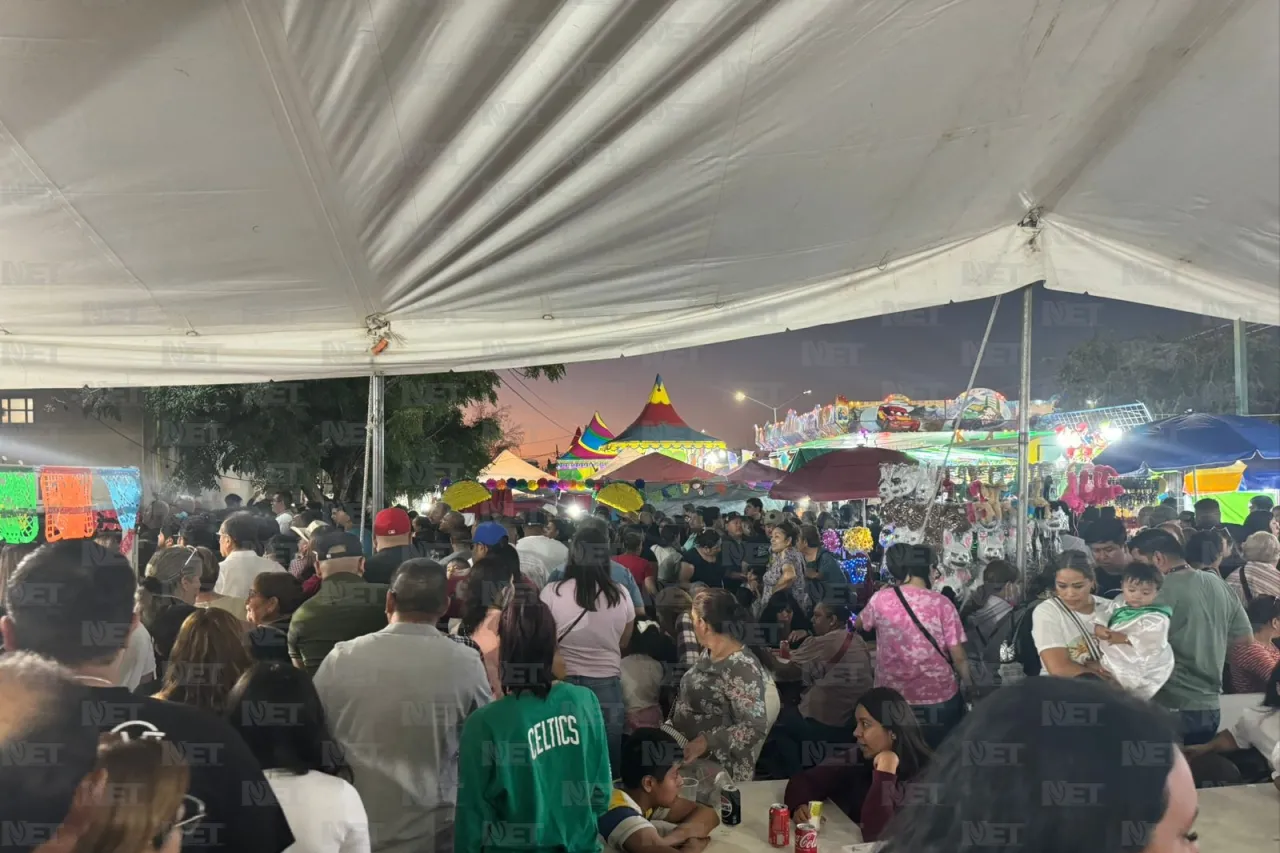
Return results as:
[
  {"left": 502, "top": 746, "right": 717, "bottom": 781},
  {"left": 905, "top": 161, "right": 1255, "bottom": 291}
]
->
[{"left": 1, "top": 397, "right": 34, "bottom": 425}]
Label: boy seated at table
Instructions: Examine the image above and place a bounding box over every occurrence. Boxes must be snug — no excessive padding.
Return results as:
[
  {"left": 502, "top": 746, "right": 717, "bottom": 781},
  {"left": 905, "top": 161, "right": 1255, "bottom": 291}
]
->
[{"left": 599, "top": 728, "right": 720, "bottom": 852}]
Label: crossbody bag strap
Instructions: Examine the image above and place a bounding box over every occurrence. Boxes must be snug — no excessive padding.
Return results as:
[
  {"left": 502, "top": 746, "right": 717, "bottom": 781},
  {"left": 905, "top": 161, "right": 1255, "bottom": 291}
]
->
[
  {"left": 892, "top": 586, "right": 956, "bottom": 680},
  {"left": 1053, "top": 596, "right": 1102, "bottom": 661},
  {"left": 557, "top": 608, "right": 589, "bottom": 643},
  {"left": 1239, "top": 564, "right": 1255, "bottom": 603},
  {"left": 826, "top": 630, "right": 855, "bottom": 667}
]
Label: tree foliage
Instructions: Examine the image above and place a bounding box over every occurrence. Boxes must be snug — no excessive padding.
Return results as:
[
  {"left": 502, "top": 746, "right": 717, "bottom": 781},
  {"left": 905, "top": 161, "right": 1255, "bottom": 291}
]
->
[
  {"left": 81, "top": 367, "right": 563, "bottom": 502},
  {"left": 1057, "top": 325, "right": 1280, "bottom": 417}
]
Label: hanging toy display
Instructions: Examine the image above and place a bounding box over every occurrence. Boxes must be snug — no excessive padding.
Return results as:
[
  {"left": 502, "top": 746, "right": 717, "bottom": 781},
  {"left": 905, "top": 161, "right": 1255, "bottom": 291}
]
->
[{"left": 938, "top": 527, "right": 975, "bottom": 594}]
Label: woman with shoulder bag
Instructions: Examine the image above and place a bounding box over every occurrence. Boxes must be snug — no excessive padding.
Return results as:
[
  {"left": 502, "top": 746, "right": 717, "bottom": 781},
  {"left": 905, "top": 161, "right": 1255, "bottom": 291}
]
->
[
  {"left": 854, "top": 544, "right": 975, "bottom": 750},
  {"left": 540, "top": 526, "right": 635, "bottom": 776},
  {"left": 1031, "top": 551, "right": 1115, "bottom": 679}
]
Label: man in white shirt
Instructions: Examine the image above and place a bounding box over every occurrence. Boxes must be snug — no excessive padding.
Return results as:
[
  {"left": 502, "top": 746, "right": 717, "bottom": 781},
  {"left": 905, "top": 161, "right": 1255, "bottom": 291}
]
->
[
  {"left": 118, "top": 618, "right": 156, "bottom": 691},
  {"left": 516, "top": 511, "right": 570, "bottom": 578},
  {"left": 272, "top": 491, "right": 295, "bottom": 535},
  {"left": 315, "top": 559, "right": 490, "bottom": 853},
  {"left": 214, "top": 511, "right": 287, "bottom": 598}
]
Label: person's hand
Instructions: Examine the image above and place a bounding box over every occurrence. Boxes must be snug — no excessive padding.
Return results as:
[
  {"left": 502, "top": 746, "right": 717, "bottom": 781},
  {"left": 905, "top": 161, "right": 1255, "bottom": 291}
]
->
[
  {"left": 787, "top": 630, "right": 809, "bottom": 645},
  {"left": 1093, "top": 624, "right": 1110, "bottom": 640},
  {"left": 684, "top": 734, "right": 708, "bottom": 763},
  {"left": 1183, "top": 743, "right": 1210, "bottom": 759},
  {"left": 792, "top": 803, "right": 811, "bottom": 824},
  {"left": 873, "top": 751, "right": 900, "bottom": 774},
  {"left": 678, "top": 836, "right": 710, "bottom": 853}
]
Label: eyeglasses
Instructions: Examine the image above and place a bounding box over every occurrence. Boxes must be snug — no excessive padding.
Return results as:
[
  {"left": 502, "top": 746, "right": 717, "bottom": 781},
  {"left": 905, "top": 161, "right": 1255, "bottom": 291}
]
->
[{"left": 154, "top": 794, "right": 206, "bottom": 848}]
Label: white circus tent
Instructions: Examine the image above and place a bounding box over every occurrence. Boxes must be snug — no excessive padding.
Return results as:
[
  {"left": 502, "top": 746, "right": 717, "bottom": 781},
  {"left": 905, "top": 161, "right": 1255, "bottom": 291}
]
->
[{"left": 0, "top": 0, "right": 1274, "bottom": 390}]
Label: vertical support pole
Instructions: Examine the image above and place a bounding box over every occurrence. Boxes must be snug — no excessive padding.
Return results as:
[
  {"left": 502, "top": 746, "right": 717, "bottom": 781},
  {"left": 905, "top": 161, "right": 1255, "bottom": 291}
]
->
[
  {"left": 1233, "top": 319, "right": 1249, "bottom": 416},
  {"left": 369, "top": 374, "right": 386, "bottom": 514},
  {"left": 1015, "top": 285, "right": 1034, "bottom": 579}
]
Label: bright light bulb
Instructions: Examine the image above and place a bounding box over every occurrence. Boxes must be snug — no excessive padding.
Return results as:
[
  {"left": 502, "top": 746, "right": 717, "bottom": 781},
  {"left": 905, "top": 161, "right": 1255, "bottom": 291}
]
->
[
  {"left": 1102, "top": 426, "right": 1123, "bottom": 443},
  {"left": 566, "top": 504, "right": 584, "bottom": 519},
  {"left": 734, "top": 391, "right": 746, "bottom": 402}
]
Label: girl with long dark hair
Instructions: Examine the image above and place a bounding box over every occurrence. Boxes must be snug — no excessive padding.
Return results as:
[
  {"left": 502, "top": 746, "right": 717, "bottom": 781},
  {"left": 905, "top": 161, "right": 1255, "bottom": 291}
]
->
[
  {"left": 457, "top": 555, "right": 521, "bottom": 698},
  {"left": 784, "top": 686, "right": 932, "bottom": 842},
  {"left": 456, "top": 598, "right": 612, "bottom": 852},
  {"left": 226, "top": 663, "right": 369, "bottom": 852},
  {"left": 1185, "top": 658, "right": 1280, "bottom": 784},
  {"left": 1031, "top": 550, "right": 1115, "bottom": 679},
  {"left": 540, "top": 526, "right": 635, "bottom": 774}
]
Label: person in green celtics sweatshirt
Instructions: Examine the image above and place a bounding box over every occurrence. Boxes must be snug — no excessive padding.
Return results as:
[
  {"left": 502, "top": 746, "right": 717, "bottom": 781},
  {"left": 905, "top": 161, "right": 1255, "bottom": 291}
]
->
[{"left": 457, "top": 596, "right": 612, "bottom": 851}]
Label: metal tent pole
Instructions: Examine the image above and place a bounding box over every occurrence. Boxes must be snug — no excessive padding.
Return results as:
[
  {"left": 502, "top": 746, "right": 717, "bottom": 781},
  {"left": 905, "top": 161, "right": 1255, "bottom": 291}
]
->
[
  {"left": 370, "top": 374, "right": 386, "bottom": 514},
  {"left": 1233, "top": 319, "right": 1250, "bottom": 415},
  {"left": 1015, "top": 286, "right": 1034, "bottom": 579}
]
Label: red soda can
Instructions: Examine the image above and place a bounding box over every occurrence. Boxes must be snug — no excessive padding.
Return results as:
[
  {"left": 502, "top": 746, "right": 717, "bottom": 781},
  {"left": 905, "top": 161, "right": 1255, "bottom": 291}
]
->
[
  {"left": 795, "top": 821, "right": 819, "bottom": 852},
  {"left": 768, "top": 804, "right": 790, "bottom": 847}
]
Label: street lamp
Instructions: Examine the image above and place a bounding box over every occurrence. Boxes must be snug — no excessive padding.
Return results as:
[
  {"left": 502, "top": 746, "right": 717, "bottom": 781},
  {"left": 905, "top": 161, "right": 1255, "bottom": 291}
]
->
[
  {"left": 1086, "top": 399, "right": 1098, "bottom": 408},
  {"left": 733, "top": 388, "right": 813, "bottom": 421}
]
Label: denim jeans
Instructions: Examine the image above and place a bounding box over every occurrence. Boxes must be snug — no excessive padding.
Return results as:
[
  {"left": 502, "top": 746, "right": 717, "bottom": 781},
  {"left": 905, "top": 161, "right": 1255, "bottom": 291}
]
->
[
  {"left": 566, "top": 674, "right": 624, "bottom": 775},
  {"left": 1175, "top": 708, "right": 1221, "bottom": 747}
]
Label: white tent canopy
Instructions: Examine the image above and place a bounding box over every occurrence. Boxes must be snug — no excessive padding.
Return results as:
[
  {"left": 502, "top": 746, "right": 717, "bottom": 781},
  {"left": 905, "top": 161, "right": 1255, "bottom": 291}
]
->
[
  {"left": 1, "top": 0, "right": 1276, "bottom": 388},
  {"left": 477, "top": 449, "right": 550, "bottom": 483}
]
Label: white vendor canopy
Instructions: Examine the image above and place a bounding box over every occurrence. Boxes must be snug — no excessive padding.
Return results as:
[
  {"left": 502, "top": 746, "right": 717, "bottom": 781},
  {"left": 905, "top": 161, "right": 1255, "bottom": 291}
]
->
[{"left": 1, "top": 0, "right": 1277, "bottom": 388}]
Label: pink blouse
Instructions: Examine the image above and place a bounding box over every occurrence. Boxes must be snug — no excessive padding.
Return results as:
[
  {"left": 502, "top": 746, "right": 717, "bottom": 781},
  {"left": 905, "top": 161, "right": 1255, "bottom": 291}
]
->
[{"left": 860, "top": 586, "right": 965, "bottom": 705}]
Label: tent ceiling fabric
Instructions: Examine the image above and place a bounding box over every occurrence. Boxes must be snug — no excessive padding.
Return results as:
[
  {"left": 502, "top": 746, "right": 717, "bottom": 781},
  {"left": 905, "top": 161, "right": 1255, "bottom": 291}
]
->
[{"left": 1, "top": 0, "right": 1276, "bottom": 388}]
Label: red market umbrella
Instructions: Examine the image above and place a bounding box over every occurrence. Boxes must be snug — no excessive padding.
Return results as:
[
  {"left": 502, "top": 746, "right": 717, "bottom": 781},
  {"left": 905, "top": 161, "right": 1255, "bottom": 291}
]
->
[
  {"left": 600, "top": 452, "right": 719, "bottom": 485},
  {"left": 769, "top": 448, "right": 915, "bottom": 501},
  {"left": 725, "top": 460, "right": 785, "bottom": 486}
]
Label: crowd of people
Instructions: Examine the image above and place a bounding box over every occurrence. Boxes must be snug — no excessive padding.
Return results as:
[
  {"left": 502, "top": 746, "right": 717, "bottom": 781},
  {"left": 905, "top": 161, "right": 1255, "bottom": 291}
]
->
[{"left": 0, "top": 488, "right": 1277, "bottom": 852}]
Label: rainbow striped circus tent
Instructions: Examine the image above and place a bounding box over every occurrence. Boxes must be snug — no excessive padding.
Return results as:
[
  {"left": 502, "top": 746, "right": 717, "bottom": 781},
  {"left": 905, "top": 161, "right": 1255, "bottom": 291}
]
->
[
  {"left": 607, "top": 376, "right": 728, "bottom": 471},
  {"left": 555, "top": 412, "right": 617, "bottom": 481}
]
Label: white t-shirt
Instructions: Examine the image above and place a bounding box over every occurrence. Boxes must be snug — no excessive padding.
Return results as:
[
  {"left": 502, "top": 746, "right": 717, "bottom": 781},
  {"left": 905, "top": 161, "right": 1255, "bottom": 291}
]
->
[
  {"left": 1232, "top": 706, "right": 1280, "bottom": 777},
  {"left": 1032, "top": 596, "right": 1115, "bottom": 665},
  {"left": 264, "top": 769, "right": 371, "bottom": 853},
  {"left": 214, "top": 550, "right": 288, "bottom": 599},
  {"left": 276, "top": 512, "right": 295, "bottom": 535},
  {"left": 620, "top": 655, "right": 664, "bottom": 713},
  {"left": 119, "top": 623, "right": 156, "bottom": 690},
  {"left": 540, "top": 578, "right": 635, "bottom": 678},
  {"left": 516, "top": 536, "right": 568, "bottom": 575}
]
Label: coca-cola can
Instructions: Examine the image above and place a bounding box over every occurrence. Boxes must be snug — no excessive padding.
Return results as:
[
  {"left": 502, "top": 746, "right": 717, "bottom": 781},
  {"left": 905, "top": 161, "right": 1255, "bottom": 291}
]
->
[
  {"left": 768, "top": 803, "right": 790, "bottom": 848},
  {"left": 795, "top": 821, "right": 819, "bottom": 852}
]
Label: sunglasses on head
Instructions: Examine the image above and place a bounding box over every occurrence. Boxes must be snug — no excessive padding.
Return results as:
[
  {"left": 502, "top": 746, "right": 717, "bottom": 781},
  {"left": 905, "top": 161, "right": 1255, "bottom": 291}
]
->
[{"left": 153, "top": 794, "right": 206, "bottom": 849}]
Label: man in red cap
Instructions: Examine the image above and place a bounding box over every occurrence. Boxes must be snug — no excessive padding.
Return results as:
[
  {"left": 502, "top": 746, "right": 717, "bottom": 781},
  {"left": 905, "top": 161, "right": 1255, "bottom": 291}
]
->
[{"left": 365, "top": 507, "right": 432, "bottom": 585}]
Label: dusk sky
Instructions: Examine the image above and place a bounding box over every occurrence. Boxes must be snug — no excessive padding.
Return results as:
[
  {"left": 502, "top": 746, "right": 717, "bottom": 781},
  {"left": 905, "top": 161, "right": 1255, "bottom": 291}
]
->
[{"left": 497, "top": 285, "right": 1210, "bottom": 463}]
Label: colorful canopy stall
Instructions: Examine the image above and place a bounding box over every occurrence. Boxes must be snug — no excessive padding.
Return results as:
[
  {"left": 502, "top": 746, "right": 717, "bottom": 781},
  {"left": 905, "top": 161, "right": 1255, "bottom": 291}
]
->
[
  {"left": 726, "top": 460, "right": 786, "bottom": 487},
  {"left": 599, "top": 452, "right": 720, "bottom": 486},
  {"left": 770, "top": 448, "right": 916, "bottom": 501},
  {"left": 607, "top": 376, "right": 728, "bottom": 470},
  {"left": 578, "top": 413, "right": 615, "bottom": 452},
  {"left": 478, "top": 450, "right": 551, "bottom": 484},
  {"left": 555, "top": 424, "right": 618, "bottom": 481},
  {"left": 590, "top": 448, "right": 648, "bottom": 479},
  {"left": 1094, "top": 414, "right": 1280, "bottom": 475}
]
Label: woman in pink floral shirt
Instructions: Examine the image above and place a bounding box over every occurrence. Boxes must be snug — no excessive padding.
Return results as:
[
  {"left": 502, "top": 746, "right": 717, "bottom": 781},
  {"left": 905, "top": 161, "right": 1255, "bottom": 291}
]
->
[{"left": 857, "top": 543, "right": 974, "bottom": 748}]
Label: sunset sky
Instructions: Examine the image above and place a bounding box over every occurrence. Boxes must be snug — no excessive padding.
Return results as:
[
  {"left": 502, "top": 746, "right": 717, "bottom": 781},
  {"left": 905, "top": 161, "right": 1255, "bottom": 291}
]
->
[{"left": 497, "top": 285, "right": 1208, "bottom": 464}]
